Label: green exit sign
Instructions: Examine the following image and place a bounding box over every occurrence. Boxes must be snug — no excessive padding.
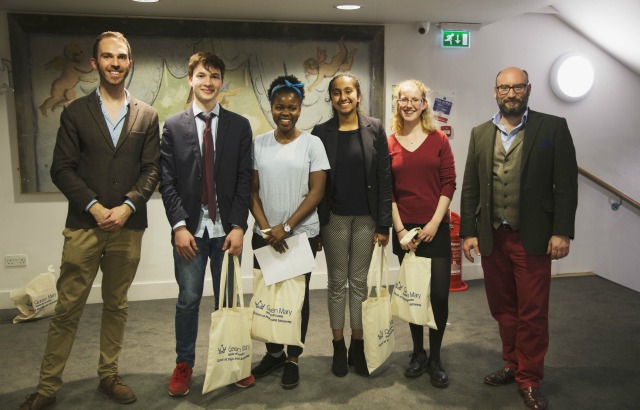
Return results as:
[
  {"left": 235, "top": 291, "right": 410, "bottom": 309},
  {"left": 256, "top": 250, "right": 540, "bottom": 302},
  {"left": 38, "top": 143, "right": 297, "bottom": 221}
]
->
[{"left": 442, "top": 30, "right": 470, "bottom": 48}]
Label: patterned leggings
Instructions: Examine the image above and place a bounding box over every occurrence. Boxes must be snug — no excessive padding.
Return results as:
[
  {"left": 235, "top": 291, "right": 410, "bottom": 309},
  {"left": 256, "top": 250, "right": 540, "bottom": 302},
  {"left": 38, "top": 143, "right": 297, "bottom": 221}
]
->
[{"left": 322, "top": 213, "right": 376, "bottom": 330}]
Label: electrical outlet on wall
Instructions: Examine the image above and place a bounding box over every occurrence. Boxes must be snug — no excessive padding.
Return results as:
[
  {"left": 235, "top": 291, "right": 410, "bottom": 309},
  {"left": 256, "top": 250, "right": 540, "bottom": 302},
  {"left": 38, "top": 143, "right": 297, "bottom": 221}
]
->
[{"left": 5, "top": 254, "right": 28, "bottom": 267}]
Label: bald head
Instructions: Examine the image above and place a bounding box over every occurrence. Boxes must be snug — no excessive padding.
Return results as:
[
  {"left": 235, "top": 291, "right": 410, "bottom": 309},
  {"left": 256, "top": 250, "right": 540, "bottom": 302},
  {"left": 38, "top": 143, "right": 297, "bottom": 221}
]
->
[{"left": 496, "top": 67, "right": 529, "bottom": 86}]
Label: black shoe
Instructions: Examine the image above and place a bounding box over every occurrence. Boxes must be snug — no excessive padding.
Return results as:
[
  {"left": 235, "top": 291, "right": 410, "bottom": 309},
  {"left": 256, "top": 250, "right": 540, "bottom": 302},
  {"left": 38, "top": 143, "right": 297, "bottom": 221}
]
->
[
  {"left": 404, "top": 350, "right": 428, "bottom": 378},
  {"left": 426, "top": 356, "right": 449, "bottom": 388},
  {"left": 332, "top": 339, "right": 348, "bottom": 377},
  {"left": 349, "top": 338, "right": 369, "bottom": 377},
  {"left": 252, "top": 352, "right": 287, "bottom": 378},
  {"left": 281, "top": 361, "right": 299, "bottom": 390}
]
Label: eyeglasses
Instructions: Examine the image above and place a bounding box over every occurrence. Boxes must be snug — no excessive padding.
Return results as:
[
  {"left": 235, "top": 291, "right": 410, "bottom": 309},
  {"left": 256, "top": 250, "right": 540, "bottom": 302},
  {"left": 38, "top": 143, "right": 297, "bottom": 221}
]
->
[
  {"left": 397, "top": 97, "right": 424, "bottom": 107},
  {"left": 496, "top": 83, "right": 529, "bottom": 95}
]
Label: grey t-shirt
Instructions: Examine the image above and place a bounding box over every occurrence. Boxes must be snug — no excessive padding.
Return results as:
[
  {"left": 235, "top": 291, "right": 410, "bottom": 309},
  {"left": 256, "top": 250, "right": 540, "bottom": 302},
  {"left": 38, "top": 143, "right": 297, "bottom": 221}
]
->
[{"left": 252, "top": 130, "right": 330, "bottom": 237}]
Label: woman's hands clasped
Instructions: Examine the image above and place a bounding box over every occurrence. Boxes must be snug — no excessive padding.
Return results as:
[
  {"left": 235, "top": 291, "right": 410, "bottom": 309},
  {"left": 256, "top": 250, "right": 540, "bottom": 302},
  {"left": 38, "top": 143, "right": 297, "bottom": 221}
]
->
[{"left": 263, "top": 224, "right": 290, "bottom": 254}]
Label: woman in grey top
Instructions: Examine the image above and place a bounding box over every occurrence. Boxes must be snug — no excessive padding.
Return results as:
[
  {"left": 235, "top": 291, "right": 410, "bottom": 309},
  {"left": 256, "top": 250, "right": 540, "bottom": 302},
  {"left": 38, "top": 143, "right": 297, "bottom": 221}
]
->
[{"left": 249, "top": 75, "right": 330, "bottom": 389}]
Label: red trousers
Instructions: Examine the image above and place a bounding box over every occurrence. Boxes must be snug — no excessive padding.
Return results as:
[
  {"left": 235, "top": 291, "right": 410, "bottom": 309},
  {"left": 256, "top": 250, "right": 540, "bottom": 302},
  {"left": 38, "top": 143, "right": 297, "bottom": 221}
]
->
[{"left": 481, "top": 227, "right": 551, "bottom": 388}]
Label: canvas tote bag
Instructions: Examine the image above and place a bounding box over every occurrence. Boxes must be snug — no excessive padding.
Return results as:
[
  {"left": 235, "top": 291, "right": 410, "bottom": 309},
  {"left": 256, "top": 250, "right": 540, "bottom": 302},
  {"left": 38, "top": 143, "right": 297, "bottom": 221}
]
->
[
  {"left": 391, "top": 251, "right": 437, "bottom": 329},
  {"left": 250, "top": 268, "right": 305, "bottom": 347},
  {"left": 202, "top": 252, "right": 253, "bottom": 394},
  {"left": 10, "top": 266, "right": 58, "bottom": 323},
  {"left": 362, "top": 245, "right": 396, "bottom": 374}
]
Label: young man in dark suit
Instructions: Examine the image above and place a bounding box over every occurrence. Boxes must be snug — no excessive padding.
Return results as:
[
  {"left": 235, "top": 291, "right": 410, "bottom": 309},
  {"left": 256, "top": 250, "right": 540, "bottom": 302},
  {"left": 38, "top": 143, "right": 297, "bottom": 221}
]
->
[
  {"left": 460, "top": 67, "right": 578, "bottom": 410},
  {"left": 159, "top": 52, "right": 253, "bottom": 396},
  {"left": 20, "top": 31, "right": 160, "bottom": 410}
]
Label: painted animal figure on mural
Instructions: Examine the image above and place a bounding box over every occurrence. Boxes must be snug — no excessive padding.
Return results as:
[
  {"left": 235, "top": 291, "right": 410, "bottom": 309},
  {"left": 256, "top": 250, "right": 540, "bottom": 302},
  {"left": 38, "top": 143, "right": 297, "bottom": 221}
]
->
[
  {"left": 303, "top": 37, "right": 357, "bottom": 92},
  {"left": 39, "top": 42, "right": 96, "bottom": 117}
]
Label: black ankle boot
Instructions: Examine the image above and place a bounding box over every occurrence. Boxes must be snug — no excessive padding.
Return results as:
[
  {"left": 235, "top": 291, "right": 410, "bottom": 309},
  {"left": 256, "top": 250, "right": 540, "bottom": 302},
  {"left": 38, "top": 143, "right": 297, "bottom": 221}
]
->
[
  {"left": 347, "top": 342, "right": 353, "bottom": 366},
  {"left": 426, "top": 355, "right": 449, "bottom": 388},
  {"left": 404, "top": 349, "right": 428, "bottom": 378},
  {"left": 349, "top": 338, "right": 369, "bottom": 377},
  {"left": 332, "top": 339, "right": 348, "bottom": 377}
]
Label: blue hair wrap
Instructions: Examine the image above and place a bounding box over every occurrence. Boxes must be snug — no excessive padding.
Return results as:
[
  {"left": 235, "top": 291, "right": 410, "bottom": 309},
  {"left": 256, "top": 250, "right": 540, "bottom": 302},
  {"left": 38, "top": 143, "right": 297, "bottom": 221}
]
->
[{"left": 270, "top": 79, "right": 304, "bottom": 101}]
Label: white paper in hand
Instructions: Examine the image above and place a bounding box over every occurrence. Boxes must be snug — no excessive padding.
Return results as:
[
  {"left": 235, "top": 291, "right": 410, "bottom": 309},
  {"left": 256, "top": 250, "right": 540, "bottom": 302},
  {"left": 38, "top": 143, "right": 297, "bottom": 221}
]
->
[{"left": 253, "top": 233, "right": 316, "bottom": 285}]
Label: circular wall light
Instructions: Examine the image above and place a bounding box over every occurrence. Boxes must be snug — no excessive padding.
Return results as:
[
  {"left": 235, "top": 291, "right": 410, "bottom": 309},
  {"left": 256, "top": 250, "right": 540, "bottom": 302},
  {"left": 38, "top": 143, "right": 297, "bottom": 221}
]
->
[{"left": 549, "top": 52, "right": 594, "bottom": 102}]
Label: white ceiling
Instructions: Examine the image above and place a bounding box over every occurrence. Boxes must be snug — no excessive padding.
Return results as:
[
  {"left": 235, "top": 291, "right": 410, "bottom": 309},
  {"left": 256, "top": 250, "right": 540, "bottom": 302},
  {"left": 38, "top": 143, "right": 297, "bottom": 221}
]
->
[
  {"left": 0, "top": 0, "right": 638, "bottom": 75},
  {"left": 552, "top": 0, "right": 640, "bottom": 75}
]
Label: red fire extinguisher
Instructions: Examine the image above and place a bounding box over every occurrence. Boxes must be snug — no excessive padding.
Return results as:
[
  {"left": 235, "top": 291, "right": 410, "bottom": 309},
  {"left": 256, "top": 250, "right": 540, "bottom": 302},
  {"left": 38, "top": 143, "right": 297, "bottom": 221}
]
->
[{"left": 449, "top": 210, "right": 468, "bottom": 292}]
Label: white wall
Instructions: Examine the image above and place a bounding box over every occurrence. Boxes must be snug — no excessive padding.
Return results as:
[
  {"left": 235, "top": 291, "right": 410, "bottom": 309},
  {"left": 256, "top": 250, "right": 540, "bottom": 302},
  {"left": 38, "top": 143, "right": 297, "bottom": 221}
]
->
[
  {"left": 384, "top": 13, "right": 640, "bottom": 291},
  {"left": 1, "top": 11, "right": 639, "bottom": 309}
]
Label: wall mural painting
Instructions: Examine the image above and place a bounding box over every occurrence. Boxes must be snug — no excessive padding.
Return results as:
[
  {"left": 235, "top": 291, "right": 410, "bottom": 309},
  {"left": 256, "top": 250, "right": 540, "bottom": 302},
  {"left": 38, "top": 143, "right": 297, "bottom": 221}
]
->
[{"left": 8, "top": 14, "right": 384, "bottom": 193}]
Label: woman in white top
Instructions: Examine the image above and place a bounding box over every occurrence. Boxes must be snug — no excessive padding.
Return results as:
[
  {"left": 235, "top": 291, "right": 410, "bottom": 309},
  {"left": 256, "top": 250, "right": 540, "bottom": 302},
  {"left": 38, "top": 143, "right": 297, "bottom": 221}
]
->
[{"left": 249, "top": 75, "right": 330, "bottom": 389}]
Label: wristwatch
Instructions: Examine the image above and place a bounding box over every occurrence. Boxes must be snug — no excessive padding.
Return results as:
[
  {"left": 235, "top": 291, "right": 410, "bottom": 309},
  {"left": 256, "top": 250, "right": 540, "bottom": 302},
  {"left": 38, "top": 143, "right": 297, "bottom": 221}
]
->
[{"left": 282, "top": 222, "right": 292, "bottom": 235}]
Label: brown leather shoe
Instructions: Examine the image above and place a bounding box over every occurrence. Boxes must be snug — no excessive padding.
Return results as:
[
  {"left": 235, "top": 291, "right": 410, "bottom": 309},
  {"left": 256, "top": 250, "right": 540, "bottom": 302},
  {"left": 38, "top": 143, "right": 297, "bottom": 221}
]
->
[
  {"left": 98, "top": 375, "right": 136, "bottom": 404},
  {"left": 520, "top": 387, "right": 548, "bottom": 410},
  {"left": 19, "top": 393, "right": 56, "bottom": 410},
  {"left": 483, "top": 367, "right": 516, "bottom": 386}
]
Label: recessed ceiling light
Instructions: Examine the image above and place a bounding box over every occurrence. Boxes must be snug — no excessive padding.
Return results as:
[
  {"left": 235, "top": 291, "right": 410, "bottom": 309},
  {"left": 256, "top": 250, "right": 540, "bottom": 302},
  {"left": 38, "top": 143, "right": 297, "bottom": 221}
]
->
[
  {"left": 335, "top": 4, "right": 362, "bottom": 10},
  {"left": 133, "top": 0, "right": 159, "bottom": 3}
]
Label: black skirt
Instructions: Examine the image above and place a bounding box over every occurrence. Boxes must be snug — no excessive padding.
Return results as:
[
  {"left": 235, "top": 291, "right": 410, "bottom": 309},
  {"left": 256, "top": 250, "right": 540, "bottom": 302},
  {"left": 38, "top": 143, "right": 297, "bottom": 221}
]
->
[{"left": 392, "top": 222, "right": 451, "bottom": 261}]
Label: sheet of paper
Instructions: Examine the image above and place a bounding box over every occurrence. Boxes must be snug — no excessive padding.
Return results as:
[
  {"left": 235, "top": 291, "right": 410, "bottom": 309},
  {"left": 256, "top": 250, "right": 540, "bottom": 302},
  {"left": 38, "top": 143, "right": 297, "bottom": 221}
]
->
[{"left": 253, "top": 232, "right": 317, "bottom": 285}]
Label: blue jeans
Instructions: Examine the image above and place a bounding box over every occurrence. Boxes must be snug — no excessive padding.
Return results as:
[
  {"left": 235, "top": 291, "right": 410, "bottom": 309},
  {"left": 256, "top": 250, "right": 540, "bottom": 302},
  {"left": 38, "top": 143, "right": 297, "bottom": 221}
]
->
[{"left": 174, "top": 232, "right": 234, "bottom": 367}]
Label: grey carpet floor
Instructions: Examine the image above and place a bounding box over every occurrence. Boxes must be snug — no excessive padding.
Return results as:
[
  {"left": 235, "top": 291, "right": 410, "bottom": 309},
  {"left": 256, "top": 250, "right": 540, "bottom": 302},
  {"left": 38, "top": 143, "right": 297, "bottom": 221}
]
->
[{"left": 1, "top": 275, "right": 639, "bottom": 409}]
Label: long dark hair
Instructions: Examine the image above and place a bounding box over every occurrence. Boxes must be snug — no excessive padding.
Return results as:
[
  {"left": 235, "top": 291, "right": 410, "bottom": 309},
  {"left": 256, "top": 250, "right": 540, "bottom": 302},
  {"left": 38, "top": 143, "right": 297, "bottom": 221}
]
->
[{"left": 327, "top": 72, "right": 362, "bottom": 118}]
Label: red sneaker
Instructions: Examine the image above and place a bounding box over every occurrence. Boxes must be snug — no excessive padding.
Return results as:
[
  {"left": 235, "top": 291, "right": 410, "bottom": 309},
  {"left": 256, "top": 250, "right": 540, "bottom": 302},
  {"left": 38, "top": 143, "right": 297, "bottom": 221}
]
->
[
  {"left": 234, "top": 374, "right": 256, "bottom": 388},
  {"left": 168, "top": 362, "right": 192, "bottom": 396}
]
